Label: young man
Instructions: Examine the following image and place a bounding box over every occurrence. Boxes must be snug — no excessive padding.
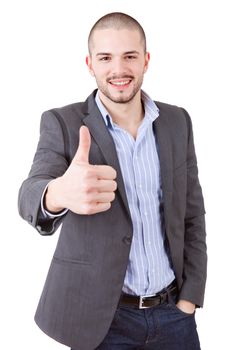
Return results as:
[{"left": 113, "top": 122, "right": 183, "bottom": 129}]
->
[{"left": 18, "top": 12, "right": 207, "bottom": 350}]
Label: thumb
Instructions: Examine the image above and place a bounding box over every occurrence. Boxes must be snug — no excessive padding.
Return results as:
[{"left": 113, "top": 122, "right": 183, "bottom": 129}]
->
[{"left": 73, "top": 126, "right": 91, "bottom": 164}]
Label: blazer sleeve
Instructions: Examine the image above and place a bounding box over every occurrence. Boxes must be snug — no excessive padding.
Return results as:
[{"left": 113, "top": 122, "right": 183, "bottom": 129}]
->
[
  {"left": 179, "top": 108, "right": 207, "bottom": 307},
  {"left": 18, "top": 111, "right": 69, "bottom": 235}
]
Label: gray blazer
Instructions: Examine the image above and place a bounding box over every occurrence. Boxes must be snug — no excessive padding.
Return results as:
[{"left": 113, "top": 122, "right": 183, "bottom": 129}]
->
[{"left": 18, "top": 90, "right": 207, "bottom": 350}]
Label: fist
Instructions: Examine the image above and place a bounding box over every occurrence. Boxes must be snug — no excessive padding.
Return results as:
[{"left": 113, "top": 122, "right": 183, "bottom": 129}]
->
[{"left": 45, "top": 126, "right": 117, "bottom": 215}]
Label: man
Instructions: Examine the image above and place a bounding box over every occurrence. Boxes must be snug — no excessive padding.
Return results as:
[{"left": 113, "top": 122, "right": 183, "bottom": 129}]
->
[{"left": 18, "top": 12, "right": 207, "bottom": 350}]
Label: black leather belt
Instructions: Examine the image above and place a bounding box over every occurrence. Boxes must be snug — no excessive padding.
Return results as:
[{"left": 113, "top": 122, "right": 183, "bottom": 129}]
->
[{"left": 120, "top": 281, "right": 177, "bottom": 309}]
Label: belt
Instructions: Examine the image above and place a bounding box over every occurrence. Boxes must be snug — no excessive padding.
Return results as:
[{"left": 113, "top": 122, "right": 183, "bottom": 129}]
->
[{"left": 120, "top": 281, "right": 177, "bottom": 309}]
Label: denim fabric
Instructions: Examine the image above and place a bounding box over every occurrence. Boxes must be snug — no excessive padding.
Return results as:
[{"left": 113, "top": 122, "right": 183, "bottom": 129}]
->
[
  {"left": 94, "top": 294, "right": 200, "bottom": 350},
  {"left": 71, "top": 295, "right": 200, "bottom": 350}
]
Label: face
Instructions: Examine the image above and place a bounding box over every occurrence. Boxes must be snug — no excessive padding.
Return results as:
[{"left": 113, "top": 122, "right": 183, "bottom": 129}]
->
[{"left": 86, "top": 28, "right": 150, "bottom": 104}]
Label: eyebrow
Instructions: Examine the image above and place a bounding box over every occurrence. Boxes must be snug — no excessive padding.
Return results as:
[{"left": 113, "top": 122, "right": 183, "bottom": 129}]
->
[{"left": 96, "top": 50, "right": 140, "bottom": 57}]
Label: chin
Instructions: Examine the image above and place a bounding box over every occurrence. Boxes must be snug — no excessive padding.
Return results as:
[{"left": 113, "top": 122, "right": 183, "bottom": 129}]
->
[{"left": 108, "top": 90, "right": 137, "bottom": 103}]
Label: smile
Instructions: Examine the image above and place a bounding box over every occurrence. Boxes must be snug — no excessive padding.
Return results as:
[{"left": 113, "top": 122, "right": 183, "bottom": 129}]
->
[
  {"left": 109, "top": 79, "right": 132, "bottom": 89},
  {"left": 110, "top": 80, "right": 131, "bottom": 86}
]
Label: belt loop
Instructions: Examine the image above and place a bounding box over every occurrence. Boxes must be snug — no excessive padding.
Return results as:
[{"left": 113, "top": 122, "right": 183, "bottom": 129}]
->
[
  {"left": 167, "top": 289, "right": 174, "bottom": 304},
  {"left": 167, "top": 282, "right": 178, "bottom": 304}
]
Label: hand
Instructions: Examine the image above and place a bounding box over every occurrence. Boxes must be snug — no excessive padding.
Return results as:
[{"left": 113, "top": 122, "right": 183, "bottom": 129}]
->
[
  {"left": 176, "top": 299, "right": 196, "bottom": 314},
  {"left": 45, "top": 126, "right": 117, "bottom": 215}
]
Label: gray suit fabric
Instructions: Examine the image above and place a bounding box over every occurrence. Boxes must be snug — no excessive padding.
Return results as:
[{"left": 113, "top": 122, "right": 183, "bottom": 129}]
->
[{"left": 18, "top": 90, "right": 207, "bottom": 350}]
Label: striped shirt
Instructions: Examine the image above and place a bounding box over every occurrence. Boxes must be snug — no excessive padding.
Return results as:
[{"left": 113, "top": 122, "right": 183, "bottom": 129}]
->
[{"left": 95, "top": 90, "right": 175, "bottom": 296}]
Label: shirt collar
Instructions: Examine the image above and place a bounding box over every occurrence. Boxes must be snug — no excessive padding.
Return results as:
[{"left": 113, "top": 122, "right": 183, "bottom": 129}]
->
[{"left": 95, "top": 90, "right": 160, "bottom": 128}]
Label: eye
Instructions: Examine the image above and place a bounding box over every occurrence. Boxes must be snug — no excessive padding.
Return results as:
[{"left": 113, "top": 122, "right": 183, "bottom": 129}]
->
[
  {"left": 125, "top": 55, "right": 137, "bottom": 60},
  {"left": 99, "top": 56, "right": 111, "bottom": 61}
]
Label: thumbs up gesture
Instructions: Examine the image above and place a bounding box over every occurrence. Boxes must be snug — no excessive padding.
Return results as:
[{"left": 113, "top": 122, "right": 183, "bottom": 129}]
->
[{"left": 45, "top": 126, "right": 117, "bottom": 215}]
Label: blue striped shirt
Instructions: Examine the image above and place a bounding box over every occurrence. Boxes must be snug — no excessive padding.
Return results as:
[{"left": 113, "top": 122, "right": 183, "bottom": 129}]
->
[{"left": 95, "top": 90, "right": 175, "bottom": 296}]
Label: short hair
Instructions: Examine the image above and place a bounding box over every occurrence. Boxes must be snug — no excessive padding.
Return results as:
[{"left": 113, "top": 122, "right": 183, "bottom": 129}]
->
[{"left": 88, "top": 12, "right": 147, "bottom": 55}]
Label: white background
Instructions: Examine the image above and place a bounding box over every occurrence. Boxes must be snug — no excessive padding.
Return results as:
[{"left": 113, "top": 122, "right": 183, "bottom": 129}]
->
[{"left": 1, "top": 0, "right": 233, "bottom": 349}]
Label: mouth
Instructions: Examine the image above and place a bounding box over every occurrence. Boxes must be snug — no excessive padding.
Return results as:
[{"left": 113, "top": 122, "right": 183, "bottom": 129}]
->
[{"left": 108, "top": 77, "right": 133, "bottom": 89}]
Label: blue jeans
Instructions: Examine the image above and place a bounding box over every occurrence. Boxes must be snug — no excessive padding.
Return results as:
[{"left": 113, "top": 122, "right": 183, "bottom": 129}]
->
[
  {"left": 72, "top": 295, "right": 201, "bottom": 350},
  {"left": 95, "top": 294, "right": 201, "bottom": 350}
]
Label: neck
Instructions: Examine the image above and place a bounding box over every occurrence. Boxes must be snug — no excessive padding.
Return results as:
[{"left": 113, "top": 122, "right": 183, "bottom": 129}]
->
[{"left": 98, "top": 90, "right": 144, "bottom": 131}]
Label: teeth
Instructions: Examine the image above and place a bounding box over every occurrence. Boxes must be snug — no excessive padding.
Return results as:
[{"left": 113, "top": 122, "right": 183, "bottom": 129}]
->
[{"left": 111, "top": 80, "right": 130, "bottom": 86}]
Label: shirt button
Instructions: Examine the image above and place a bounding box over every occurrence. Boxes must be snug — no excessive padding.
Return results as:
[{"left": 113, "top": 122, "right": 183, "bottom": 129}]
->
[{"left": 123, "top": 236, "right": 132, "bottom": 245}]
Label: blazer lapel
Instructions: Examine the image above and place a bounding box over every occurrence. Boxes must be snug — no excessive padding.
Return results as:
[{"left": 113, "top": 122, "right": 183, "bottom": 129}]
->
[
  {"left": 81, "top": 91, "right": 132, "bottom": 220},
  {"left": 153, "top": 107, "right": 173, "bottom": 209}
]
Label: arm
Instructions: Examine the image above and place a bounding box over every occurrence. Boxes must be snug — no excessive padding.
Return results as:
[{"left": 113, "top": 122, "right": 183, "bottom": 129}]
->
[
  {"left": 179, "top": 109, "right": 207, "bottom": 308},
  {"left": 18, "top": 111, "right": 117, "bottom": 235},
  {"left": 18, "top": 111, "right": 70, "bottom": 235}
]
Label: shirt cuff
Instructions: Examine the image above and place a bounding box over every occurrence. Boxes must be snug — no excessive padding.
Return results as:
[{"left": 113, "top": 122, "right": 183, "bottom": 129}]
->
[{"left": 41, "top": 182, "right": 68, "bottom": 218}]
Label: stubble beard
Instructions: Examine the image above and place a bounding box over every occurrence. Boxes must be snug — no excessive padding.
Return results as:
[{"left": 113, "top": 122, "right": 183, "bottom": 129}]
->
[{"left": 96, "top": 76, "right": 144, "bottom": 104}]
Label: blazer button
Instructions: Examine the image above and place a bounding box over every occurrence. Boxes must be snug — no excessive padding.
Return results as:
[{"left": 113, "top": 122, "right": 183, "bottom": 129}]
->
[{"left": 123, "top": 236, "right": 132, "bottom": 245}]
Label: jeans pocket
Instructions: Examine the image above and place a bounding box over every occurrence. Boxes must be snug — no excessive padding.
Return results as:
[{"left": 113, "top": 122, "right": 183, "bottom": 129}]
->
[
  {"left": 168, "top": 293, "right": 195, "bottom": 317},
  {"left": 169, "top": 302, "right": 195, "bottom": 316}
]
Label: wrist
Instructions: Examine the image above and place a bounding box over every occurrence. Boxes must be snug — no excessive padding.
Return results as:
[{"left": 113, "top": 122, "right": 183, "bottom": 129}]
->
[{"left": 45, "top": 178, "right": 65, "bottom": 213}]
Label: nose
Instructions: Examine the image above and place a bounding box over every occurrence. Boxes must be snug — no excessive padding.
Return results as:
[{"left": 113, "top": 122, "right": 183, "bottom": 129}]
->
[{"left": 110, "top": 57, "right": 128, "bottom": 77}]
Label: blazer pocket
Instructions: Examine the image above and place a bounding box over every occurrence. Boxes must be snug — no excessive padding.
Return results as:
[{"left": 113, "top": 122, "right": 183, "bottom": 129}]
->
[{"left": 53, "top": 256, "right": 92, "bottom": 266}]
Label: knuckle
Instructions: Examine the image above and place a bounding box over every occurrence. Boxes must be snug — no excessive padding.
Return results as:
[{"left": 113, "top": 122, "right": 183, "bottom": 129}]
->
[
  {"left": 82, "top": 181, "right": 97, "bottom": 194},
  {"left": 83, "top": 166, "right": 95, "bottom": 179},
  {"left": 82, "top": 182, "right": 91, "bottom": 193}
]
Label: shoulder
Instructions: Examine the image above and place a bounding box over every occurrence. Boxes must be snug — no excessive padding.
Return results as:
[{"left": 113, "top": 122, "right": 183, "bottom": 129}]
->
[
  {"left": 41, "top": 90, "right": 97, "bottom": 125},
  {"left": 40, "top": 100, "right": 87, "bottom": 134},
  {"left": 154, "top": 101, "right": 194, "bottom": 143},
  {"left": 155, "top": 100, "right": 187, "bottom": 118},
  {"left": 47, "top": 100, "right": 85, "bottom": 120},
  {"left": 155, "top": 100, "right": 192, "bottom": 129}
]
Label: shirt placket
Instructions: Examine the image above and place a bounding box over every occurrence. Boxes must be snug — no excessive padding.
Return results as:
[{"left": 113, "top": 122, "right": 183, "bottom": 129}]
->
[{"left": 133, "top": 119, "right": 155, "bottom": 293}]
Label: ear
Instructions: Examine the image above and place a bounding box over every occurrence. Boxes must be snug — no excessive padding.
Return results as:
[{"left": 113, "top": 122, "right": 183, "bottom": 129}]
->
[
  {"left": 86, "top": 55, "right": 95, "bottom": 76},
  {"left": 144, "top": 52, "right": 150, "bottom": 73}
]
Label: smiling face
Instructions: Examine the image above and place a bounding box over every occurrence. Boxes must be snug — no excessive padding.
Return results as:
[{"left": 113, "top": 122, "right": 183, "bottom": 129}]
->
[{"left": 86, "top": 28, "right": 150, "bottom": 104}]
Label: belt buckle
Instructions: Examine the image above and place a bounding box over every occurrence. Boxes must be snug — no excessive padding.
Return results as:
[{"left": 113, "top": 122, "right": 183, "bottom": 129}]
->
[{"left": 139, "top": 293, "right": 156, "bottom": 309}]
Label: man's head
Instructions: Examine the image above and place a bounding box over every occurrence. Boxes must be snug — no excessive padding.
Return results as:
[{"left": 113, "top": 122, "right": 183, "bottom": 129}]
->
[
  {"left": 86, "top": 12, "right": 150, "bottom": 104},
  {"left": 88, "top": 12, "right": 147, "bottom": 55}
]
